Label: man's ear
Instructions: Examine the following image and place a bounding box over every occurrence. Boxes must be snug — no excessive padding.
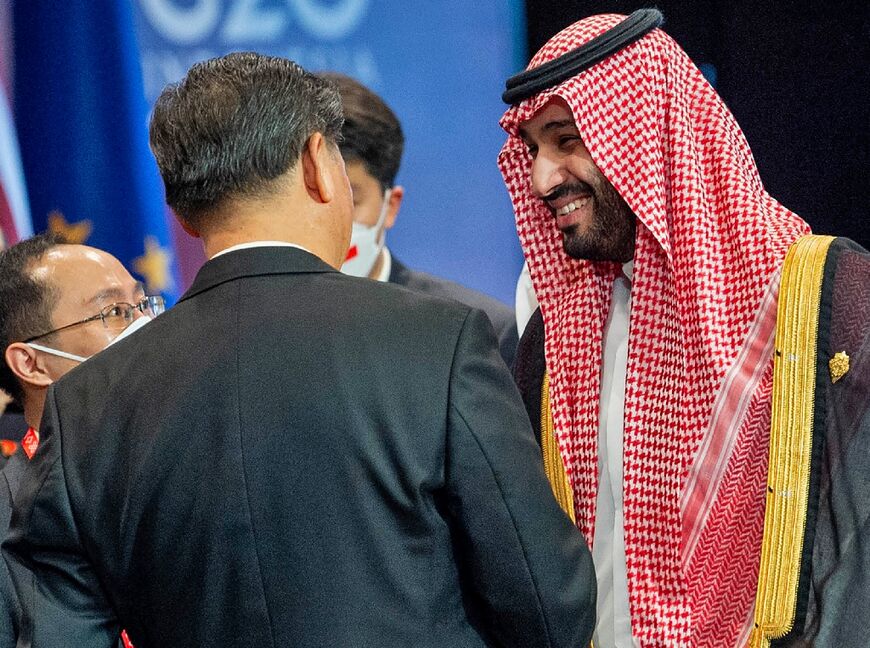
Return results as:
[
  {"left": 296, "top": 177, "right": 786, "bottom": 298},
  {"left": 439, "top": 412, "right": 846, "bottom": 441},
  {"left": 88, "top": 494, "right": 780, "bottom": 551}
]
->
[
  {"left": 301, "top": 132, "right": 338, "bottom": 204},
  {"left": 5, "top": 343, "right": 52, "bottom": 390},
  {"left": 384, "top": 185, "right": 404, "bottom": 230}
]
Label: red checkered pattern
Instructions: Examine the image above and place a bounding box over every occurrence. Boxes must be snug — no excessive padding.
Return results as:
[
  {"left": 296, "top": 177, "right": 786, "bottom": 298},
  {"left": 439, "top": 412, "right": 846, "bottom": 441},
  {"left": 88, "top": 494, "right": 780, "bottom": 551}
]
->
[{"left": 498, "top": 14, "right": 810, "bottom": 647}]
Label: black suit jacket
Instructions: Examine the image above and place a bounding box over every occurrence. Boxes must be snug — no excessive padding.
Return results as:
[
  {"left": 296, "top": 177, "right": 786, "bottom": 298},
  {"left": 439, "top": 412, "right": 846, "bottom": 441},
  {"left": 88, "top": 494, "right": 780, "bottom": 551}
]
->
[
  {"left": 3, "top": 247, "right": 594, "bottom": 648},
  {"left": 0, "top": 413, "right": 25, "bottom": 471},
  {"left": 0, "top": 413, "right": 25, "bottom": 443},
  {"left": 389, "top": 256, "right": 519, "bottom": 369},
  {"left": 0, "top": 451, "right": 25, "bottom": 647},
  {"left": 512, "top": 308, "right": 546, "bottom": 448},
  {"left": 0, "top": 448, "right": 127, "bottom": 648}
]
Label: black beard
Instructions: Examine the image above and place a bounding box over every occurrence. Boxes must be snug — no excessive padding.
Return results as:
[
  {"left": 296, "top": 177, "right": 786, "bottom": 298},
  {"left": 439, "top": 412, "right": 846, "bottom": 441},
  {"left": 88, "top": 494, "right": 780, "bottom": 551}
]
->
[{"left": 561, "top": 177, "right": 636, "bottom": 263}]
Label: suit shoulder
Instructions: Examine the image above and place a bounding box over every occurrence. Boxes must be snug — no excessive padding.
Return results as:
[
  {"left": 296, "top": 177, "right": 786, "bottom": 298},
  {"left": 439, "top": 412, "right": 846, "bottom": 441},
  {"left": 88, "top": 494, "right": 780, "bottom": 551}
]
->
[
  {"left": 337, "top": 271, "right": 476, "bottom": 317},
  {"left": 390, "top": 267, "right": 514, "bottom": 329}
]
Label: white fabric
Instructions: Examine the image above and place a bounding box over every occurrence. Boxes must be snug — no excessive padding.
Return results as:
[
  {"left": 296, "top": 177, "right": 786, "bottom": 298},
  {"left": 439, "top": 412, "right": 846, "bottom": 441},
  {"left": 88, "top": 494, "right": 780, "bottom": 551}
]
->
[
  {"left": 374, "top": 246, "right": 392, "bottom": 283},
  {"left": 210, "top": 241, "right": 312, "bottom": 259},
  {"left": 341, "top": 189, "right": 392, "bottom": 277},
  {"left": 515, "top": 260, "right": 539, "bottom": 337},
  {"left": 592, "top": 261, "right": 637, "bottom": 648},
  {"left": 106, "top": 314, "right": 152, "bottom": 346},
  {"left": 27, "top": 343, "right": 88, "bottom": 364}
]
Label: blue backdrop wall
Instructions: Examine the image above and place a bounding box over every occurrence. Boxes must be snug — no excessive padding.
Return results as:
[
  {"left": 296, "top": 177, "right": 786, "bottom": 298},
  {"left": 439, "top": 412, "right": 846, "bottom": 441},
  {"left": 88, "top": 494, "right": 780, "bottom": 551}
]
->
[
  {"left": 132, "top": 0, "right": 527, "bottom": 304},
  {"left": 13, "top": 0, "right": 527, "bottom": 306}
]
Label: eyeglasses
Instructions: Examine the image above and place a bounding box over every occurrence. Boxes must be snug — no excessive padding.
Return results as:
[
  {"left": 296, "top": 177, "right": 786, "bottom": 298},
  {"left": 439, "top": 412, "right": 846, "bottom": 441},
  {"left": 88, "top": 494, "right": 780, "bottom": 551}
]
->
[{"left": 24, "top": 296, "right": 166, "bottom": 343}]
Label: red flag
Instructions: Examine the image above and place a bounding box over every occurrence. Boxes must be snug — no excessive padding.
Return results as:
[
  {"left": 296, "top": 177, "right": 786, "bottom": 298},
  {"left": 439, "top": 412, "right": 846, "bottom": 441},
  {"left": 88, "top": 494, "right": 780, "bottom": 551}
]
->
[
  {"left": 0, "top": 83, "right": 31, "bottom": 248},
  {"left": 0, "top": 3, "right": 30, "bottom": 249}
]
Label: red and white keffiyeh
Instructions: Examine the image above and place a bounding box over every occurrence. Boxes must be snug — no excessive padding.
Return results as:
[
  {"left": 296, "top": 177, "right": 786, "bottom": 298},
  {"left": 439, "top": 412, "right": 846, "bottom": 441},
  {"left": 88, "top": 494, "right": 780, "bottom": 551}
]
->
[{"left": 499, "top": 14, "right": 810, "bottom": 647}]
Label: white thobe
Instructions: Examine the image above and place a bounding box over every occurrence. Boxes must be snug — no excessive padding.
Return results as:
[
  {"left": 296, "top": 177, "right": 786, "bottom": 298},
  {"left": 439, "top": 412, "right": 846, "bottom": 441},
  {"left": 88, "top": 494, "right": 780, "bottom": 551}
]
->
[{"left": 591, "top": 262, "right": 638, "bottom": 648}]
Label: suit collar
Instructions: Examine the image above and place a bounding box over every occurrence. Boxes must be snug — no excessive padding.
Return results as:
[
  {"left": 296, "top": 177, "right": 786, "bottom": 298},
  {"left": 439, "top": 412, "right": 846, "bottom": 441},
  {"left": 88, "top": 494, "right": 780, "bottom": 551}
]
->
[
  {"left": 3, "top": 450, "right": 28, "bottom": 503},
  {"left": 180, "top": 246, "right": 336, "bottom": 304},
  {"left": 387, "top": 255, "right": 410, "bottom": 284}
]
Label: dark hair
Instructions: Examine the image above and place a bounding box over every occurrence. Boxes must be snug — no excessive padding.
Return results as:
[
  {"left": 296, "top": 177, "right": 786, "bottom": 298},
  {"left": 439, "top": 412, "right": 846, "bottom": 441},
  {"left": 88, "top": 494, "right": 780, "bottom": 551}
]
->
[
  {"left": 149, "top": 52, "right": 344, "bottom": 228},
  {"left": 0, "top": 233, "right": 64, "bottom": 404},
  {"left": 318, "top": 73, "right": 404, "bottom": 189}
]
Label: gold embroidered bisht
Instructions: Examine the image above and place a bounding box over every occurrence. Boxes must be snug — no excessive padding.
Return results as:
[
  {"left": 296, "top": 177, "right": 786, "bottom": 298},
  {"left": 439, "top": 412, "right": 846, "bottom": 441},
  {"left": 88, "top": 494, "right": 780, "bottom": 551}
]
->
[
  {"left": 514, "top": 235, "right": 870, "bottom": 647},
  {"left": 750, "top": 235, "right": 870, "bottom": 647}
]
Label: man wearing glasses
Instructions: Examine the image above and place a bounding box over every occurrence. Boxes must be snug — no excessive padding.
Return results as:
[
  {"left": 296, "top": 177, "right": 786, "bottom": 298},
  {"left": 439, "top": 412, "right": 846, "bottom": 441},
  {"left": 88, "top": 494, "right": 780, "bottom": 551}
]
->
[
  {"left": 0, "top": 234, "right": 163, "bottom": 441},
  {"left": 0, "top": 233, "right": 162, "bottom": 648}
]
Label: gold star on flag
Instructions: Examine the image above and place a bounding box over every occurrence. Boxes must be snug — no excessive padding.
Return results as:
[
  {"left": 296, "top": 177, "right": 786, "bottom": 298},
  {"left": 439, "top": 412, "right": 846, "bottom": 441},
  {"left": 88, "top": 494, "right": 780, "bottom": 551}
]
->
[
  {"left": 133, "top": 235, "right": 173, "bottom": 293},
  {"left": 47, "top": 210, "right": 92, "bottom": 244}
]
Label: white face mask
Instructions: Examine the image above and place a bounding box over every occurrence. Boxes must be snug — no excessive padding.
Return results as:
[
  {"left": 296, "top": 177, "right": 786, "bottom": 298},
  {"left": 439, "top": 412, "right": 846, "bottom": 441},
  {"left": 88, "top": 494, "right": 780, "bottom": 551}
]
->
[
  {"left": 341, "top": 189, "right": 392, "bottom": 278},
  {"left": 28, "top": 315, "right": 153, "bottom": 364}
]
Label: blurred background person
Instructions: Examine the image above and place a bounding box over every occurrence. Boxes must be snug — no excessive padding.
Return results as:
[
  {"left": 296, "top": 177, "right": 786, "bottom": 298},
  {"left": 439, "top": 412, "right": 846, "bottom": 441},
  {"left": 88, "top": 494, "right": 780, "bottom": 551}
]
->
[
  {"left": 323, "top": 72, "right": 519, "bottom": 367},
  {"left": 0, "top": 233, "right": 161, "bottom": 648}
]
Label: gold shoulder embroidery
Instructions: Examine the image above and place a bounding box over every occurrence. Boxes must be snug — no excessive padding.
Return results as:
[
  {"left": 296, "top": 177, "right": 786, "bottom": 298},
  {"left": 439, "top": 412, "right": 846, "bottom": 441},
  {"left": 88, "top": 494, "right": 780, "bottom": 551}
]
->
[{"left": 750, "top": 235, "right": 835, "bottom": 648}]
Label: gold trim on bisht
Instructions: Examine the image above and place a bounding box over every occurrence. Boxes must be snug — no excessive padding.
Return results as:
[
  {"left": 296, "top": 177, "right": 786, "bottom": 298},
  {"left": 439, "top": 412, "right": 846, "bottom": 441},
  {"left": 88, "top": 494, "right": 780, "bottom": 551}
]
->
[
  {"left": 749, "top": 234, "right": 835, "bottom": 648},
  {"left": 541, "top": 372, "right": 576, "bottom": 523}
]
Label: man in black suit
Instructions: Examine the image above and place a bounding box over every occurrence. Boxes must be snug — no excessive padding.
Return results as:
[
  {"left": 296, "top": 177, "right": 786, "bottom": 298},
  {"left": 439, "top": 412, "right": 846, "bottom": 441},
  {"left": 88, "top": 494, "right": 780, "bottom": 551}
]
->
[
  {"left": 4, "top": 53, "right": 595, "bottom": 647},
  {"left": 321, "top": 73, "right": 519, "bottom": 368},
  {"left": 0, "top": 234, "right": 160, "bottom": 648}
]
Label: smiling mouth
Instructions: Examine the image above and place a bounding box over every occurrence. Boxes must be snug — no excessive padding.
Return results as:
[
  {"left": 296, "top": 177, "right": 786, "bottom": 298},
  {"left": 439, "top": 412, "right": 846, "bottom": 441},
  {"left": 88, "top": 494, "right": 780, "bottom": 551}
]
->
[{"left": 554, "top": 196, "right": 591, "bottom": 216}]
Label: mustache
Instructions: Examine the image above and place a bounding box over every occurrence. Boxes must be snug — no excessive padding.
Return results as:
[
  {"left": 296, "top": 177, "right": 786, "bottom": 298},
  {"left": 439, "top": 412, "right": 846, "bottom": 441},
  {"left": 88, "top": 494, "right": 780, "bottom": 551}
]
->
[{"left": 541, "top": 182, "right": 595, "bottom": 205}]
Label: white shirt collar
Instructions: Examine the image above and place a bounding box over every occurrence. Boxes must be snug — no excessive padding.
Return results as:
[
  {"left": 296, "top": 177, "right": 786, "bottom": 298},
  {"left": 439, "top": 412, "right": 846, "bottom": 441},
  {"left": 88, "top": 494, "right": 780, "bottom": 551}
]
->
[
  {"left": 623, "top": 260, "right": 634, "bottom": 282},
  {"left": 375, "top": 247, "right": 393, "bottom": 283},
  {"left": 210, "top": 241, "right": 313, "bottom": 260}
]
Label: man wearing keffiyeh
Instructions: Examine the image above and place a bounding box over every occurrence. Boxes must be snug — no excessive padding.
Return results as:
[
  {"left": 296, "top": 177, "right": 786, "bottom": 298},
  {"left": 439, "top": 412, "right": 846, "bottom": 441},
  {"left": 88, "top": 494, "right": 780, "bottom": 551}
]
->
[{"left": 502, "top": 9, "right": 870, "bottom": 648}]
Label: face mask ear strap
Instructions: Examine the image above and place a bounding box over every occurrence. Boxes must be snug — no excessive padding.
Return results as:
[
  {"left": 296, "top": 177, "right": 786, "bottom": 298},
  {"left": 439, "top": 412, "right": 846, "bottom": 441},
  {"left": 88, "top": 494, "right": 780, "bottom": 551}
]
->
[
  {"left": 375, "top": 188, "right": 393, "bottom": 230},
  {"left": 107, "top": 315, "right": 152, "bottom": 347},
  {"left": 27, "top": 343, "right": 89, "bottom": 364}
]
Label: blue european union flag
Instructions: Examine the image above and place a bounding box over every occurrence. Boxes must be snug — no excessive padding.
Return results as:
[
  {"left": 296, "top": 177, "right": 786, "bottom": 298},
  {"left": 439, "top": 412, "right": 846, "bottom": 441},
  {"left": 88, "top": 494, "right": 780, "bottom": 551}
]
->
[{"left": 14, "top": 1, "right": 179, "bottom": 301}]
